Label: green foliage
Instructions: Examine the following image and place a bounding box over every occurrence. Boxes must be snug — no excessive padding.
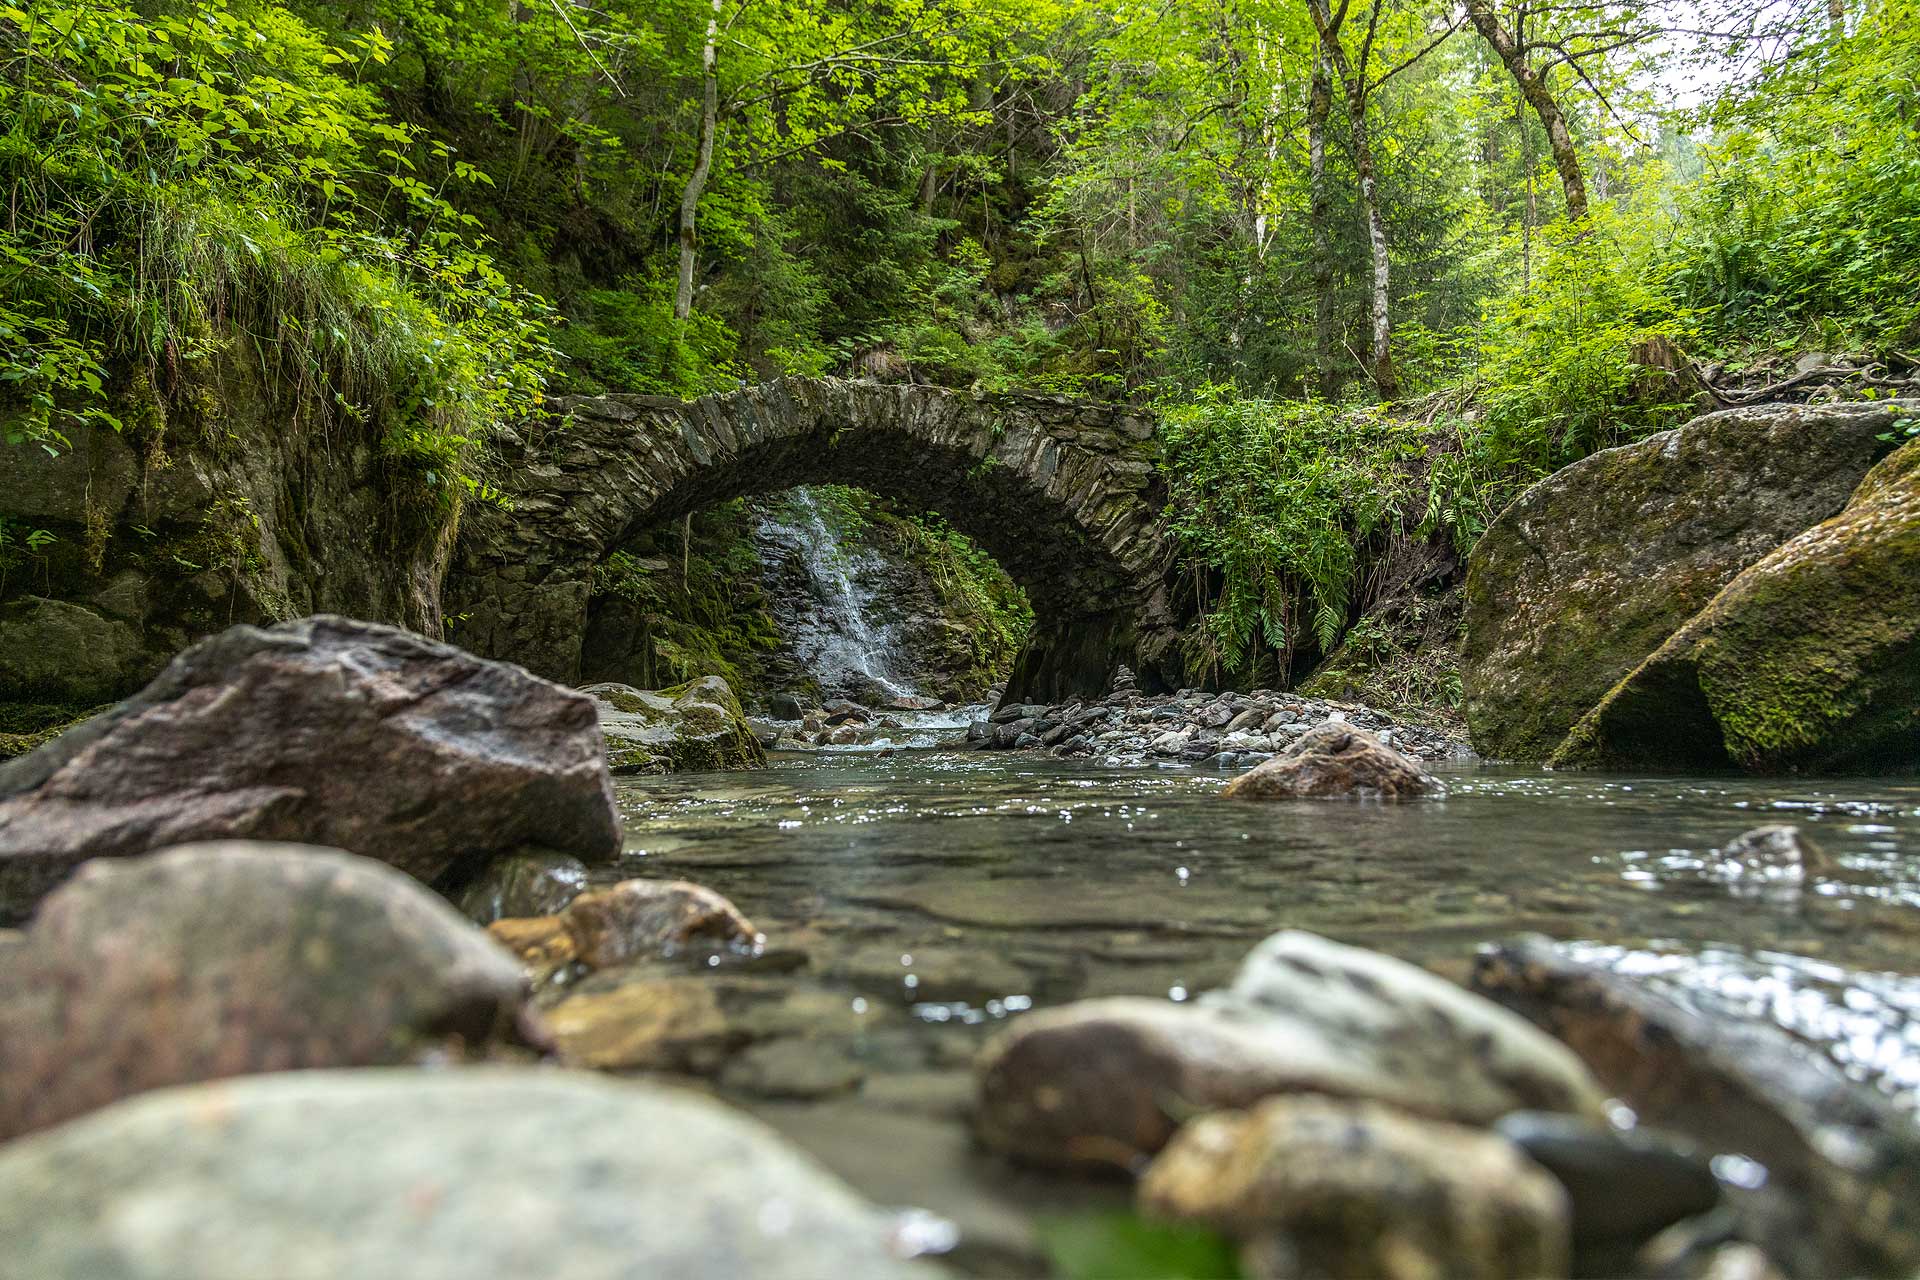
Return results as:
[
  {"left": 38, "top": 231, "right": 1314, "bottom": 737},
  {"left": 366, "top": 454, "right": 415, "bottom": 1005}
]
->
[
  {"left": 554, "top": 283, "right": 744, "bottom": 397},
  {"left": 1159, "top": 388, "right": 1479, "bottom": 680},
  {"left": 1475, "top": 210, "right": 1700, "bottom": 474},
  {"left": 1035, "top": 1212, "right": 1243, "bottom": 1280},
  {"left": 1668, "top": 0, "right": 1920, "bottom": 350},
  {"left": 0, "top": 0, "right": 552, "bottom": 495}
]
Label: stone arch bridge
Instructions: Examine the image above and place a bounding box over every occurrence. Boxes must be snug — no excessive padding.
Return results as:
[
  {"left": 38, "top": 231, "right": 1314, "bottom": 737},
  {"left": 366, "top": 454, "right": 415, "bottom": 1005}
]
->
[{"left": 443, "top": 378, "right": 1185, "bottom": 704}]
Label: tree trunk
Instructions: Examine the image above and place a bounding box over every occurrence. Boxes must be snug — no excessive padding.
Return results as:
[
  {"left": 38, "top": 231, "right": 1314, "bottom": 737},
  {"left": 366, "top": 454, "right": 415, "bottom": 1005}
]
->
[
  {"left": 1307, "top": 0, "right": 1397, "bottom": 398},
  {"left": 1349, "top": 100, "right": 1396, "bottom": 398},
  {"left": 674, "top": 0, "right": 721, "bottom": 321},
  {"left": 1308, "top": 51, "right": 1336, "bottom": 397},
  {"left": 1463, "top": 0, "right": 1588, "bottom": 222}
]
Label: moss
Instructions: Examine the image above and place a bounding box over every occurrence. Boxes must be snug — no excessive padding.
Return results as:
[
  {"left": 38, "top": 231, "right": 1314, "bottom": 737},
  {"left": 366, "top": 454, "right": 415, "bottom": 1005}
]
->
[
  {"left": 0, "top": 702, "right": 108, "bottom": 760},
  {"left": 1556, "top": 439, "right": 1920, "bottom": 772}
]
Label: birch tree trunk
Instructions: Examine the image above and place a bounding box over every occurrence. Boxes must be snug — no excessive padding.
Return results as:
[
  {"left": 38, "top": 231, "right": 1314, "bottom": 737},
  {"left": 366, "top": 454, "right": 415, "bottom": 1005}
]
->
[
  {"left": 673, "top": 0, "right": 722, "bottom": 321},
  {"left": 1308, "top": 51, "right": 1336, "bottom": 397},
  {"left": 1308, "top": 0, "right": 1398, "bottom": 399},
  {"left": 1463, "top": 0, "right": 1589, "bottom": 222}
]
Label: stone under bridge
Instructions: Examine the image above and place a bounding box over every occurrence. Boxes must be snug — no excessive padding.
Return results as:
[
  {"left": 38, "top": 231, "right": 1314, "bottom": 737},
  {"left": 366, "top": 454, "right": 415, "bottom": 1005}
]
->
[{"left": 443, "top": 378, "right": 1185, "bottom": 704}]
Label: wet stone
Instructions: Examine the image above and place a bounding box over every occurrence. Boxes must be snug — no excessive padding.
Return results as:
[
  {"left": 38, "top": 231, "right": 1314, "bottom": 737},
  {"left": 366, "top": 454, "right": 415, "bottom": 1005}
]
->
[
  {"left": 1140, "top": 1095, "right": 1570, "bottom": 1280},
  {"left": 1494, "top": 1111, "right": 1720, "bottom": 1246},
  {"left": 721, "top": 1037, "right": 868, "bottom": 1099}
]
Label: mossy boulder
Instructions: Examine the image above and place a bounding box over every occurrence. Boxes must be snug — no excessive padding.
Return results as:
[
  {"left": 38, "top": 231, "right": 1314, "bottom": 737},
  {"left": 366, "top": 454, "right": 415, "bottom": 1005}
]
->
[
  {"left": 1554, "top": 437, "right": 1920, "bottom": 772},
  {"left": 1461, "top": 401, "right": 1912, "bottom": 760},
  {"left": 585, "top": 675, "right": 766, "bottom": 774}
]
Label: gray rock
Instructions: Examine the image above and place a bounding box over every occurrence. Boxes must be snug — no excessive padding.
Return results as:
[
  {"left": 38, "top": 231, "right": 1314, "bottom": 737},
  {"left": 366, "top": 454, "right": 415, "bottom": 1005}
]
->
[
  {"left": 0, "top": 617, "right": 620, "bottom": 921},
  {"left": 0, "top": 842, "right": 534, "bottom": 1141},
  {"left": 1142, "top": 1096, "right": 1570, "bottom": 1280},
  {"left": 1495, "top": 1112, "right": 1719, "bottom": 1246},
  {"left": 1474, "top": 936, "right": 1920, "bottom": 1276},
  {"left": 0, "top": 597, "right": 144, "bottom": 706},
  {"left": 587, "top": 675, "right": 766, "bottom": 774},
  {"left": 768, "top": 692, "right": 807, "bottom": 721},
  {"left": 0, "top": 1068, "right": 941, "bottom": 1280},
  {"left": 1462, "top": 400, "right": 1913, "bottom": 760}
]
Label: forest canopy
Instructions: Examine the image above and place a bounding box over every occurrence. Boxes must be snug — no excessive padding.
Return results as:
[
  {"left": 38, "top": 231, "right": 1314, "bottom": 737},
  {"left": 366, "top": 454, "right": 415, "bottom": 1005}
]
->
[{"left": 2, "top": 0, "right": 1914, "bottom": 682}]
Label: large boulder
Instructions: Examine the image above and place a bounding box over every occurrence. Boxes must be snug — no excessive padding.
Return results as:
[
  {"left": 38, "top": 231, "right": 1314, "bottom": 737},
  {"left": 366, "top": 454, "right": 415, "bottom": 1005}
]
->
[
  {"left": 0, "top": 1068, "right": 942, "bottom": 1280},
  {"left": 0, "top": 615, "right": 620, "bottom": 920},
  {"left": 587, "top": 675, "right": 767, "bottom": 773},
  {"left": 1221, "top": 721, "right": 1440, "bottom": 800},
  {"left": 0, "top": 842, "right": 535, "bottom": 1141},
  {"left": 1461, "top": 401, "right": 1911, "bottom": 760},
  {"left": 974, "top": 931, "right": 1606, "bottom": 1169},
  {"left": 1140, "top": 1096, "right": 1570, "bottom": 1280},
  {"left": 1554, "top": 437, "right": 1920, "bottom": 771}
]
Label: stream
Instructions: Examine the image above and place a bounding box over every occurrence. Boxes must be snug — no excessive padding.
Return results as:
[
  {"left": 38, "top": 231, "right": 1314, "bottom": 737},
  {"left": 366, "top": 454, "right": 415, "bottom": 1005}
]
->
[{"left": 590, "top": 745, "right": 1920, "bottom": 1272}]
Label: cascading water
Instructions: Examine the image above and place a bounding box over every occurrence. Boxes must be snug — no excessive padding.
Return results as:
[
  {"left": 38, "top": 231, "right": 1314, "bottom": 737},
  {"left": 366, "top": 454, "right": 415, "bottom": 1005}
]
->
[{"left": 751, "top": 488, "right": 918, "bottom": 702}]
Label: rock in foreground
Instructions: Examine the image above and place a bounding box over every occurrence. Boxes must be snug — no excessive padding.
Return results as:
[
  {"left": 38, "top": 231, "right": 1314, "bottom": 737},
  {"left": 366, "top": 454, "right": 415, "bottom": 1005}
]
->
[
  {"left": 1554, "top": 436, "right": 1920, "bottom": 772},
  {"left": 1221, "top": 722, "right": 1440, "bottom": 800},
  {"left": 0, "top": 616, "right": 620, "bottom": 920},
  {"left": 588, "top": 675, "right": 767, "bottom": 773},
  {"left": 1141, "top": 1096, "right": 1570, "bottom": 1280},
  {"left": 974, "top": 931, "right": 1604, "bottom": 1169},
  {"left": 1473, "top": 936, "right": 1920, "bottom": 1277},
  {"left": 0, "top": 1068, "right": 941, "bottom": 1280},
  {"left": 1461, "top": 400, "right": 1910, "bottom": 761},
  {"left": 0, "top": 842, "right": 535, "bottom": 1141}
]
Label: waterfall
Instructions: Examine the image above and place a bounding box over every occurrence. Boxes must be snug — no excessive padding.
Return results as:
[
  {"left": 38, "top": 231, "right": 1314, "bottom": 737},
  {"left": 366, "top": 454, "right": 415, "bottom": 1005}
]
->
[{"left": 752, "top": 488, "right": 918, "bottom": 701}]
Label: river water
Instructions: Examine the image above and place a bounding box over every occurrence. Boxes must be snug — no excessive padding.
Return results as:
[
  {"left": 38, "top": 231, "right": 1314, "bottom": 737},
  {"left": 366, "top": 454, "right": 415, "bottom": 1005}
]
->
[{"left": 593, "top": 746, "right": 1920, "bottom": 1271}]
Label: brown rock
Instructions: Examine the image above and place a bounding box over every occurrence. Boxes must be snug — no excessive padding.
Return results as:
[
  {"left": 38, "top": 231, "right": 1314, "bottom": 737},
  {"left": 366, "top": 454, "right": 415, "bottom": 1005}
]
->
[
  {"left": 486, "top": 915, "right": 578, "bottom": 982},
  {"left": 0, "top": 842, "right": 536, "bottom": 1141},
  {"left": 1222, "top": 722, "right": 1440, "bottom": 800},
  {"left": 1140, "top": 1096, "right": 1570, "bottom": 1280},
  {"left": 562, "top": 878, "right": 760, "bottom": 968},
  {"left": 0, "top": 616, "right": 621, "bottom": 921}
]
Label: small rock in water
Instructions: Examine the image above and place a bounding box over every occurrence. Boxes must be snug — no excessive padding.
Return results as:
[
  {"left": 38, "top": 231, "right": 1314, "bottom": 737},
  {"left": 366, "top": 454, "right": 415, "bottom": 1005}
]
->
[
  {"left": 768, "top": 692, "right": 808, "bottom": 721},
  {"left": 1222, "top": 721, "right": 1441, "bottom": 800},
  {"left": 562, "top": 878, "right": 759, "bottom": 968},
  {"left": 455, "top": 848, "right": 590, "bottom": 924},
  {"left": 1707, "top": 824, "right": 1831, "bottom": 896},
  {"left": 1494, "top": 1111, "right": 1719, "bottom": 1246},
  {"left": 1139, "top": 1095, "right": 1570, "bottom": 1280}
]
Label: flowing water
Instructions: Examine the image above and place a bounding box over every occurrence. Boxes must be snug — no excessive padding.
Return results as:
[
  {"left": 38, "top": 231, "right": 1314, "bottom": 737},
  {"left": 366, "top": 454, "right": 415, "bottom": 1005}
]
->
[
  {"left": 595, "top": 748, "right": 1920, "bottom": 1270},
  {"left": 751, "top": 489, "right": 918, "bottom": 701}
]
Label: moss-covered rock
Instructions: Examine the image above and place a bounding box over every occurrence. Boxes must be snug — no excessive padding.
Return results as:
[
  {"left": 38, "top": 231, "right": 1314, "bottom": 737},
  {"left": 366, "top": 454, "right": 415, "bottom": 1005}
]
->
[
  {"left": 1554, "top": 437, "right": 1920, "bottom": 772},
  {"left": 1460, "top": 401, "right": 1912, "bottom": 760},
  {"left": 586, "top": 674, "right": 766, "bottom": 774}
]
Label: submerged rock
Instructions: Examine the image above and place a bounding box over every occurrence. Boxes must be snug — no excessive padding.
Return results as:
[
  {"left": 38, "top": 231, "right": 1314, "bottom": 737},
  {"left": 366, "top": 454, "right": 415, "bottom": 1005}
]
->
[
  {"left": 1554, "top": 436, "right": 1920, "bottom": 772},
  {"left": 588, "top": 675, "right": 767, "bottom": 774},
  {"left": 1461, "top": 400, "right": 1910, "bottom": 761},
  {"left": 455, "top": 848, "right": 590, "bottom": 924},
  {"left": 1221, "top": 722, "right": 1441, "bottom": 800},
  {"left": 0, "top": 842, "right": 534, "bottom": 1141},
  {"left": 0, "top": 1068, "right": 942, "bottom": 1280},
  {"left": 1140, "top": 1096, "right": 1570, "bottom": 1280},
  {"left": 1473, "top": 936, "right": 1920, "bottom": 1277},
  {"left": 974, "top": 931, "right": 1604, "bottom": 1169},
  {"left": 0, "top": 616, "right": 620, "bottom": 921}
]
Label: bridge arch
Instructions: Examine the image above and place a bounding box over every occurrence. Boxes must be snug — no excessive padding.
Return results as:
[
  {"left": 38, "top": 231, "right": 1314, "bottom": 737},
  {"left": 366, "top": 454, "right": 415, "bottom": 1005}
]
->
[{"left": 444, "top": 378, "right": 1185, "bottom": 704}]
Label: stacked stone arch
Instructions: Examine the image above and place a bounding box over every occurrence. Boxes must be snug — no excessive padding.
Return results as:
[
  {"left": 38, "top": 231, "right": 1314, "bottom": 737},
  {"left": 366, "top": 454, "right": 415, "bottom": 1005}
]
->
[{"left": 443, "top": 378, "right": 1186, "bottom": 704}]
